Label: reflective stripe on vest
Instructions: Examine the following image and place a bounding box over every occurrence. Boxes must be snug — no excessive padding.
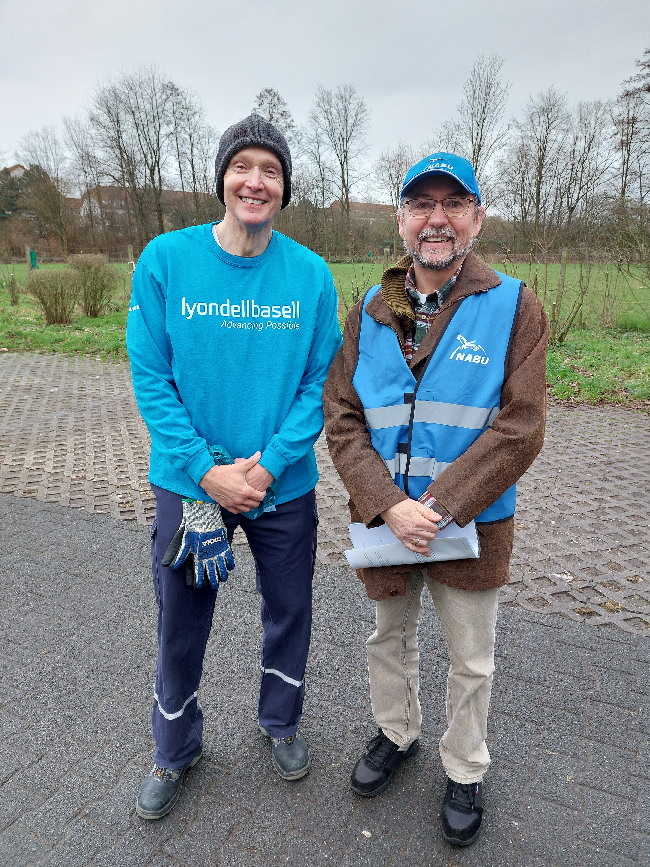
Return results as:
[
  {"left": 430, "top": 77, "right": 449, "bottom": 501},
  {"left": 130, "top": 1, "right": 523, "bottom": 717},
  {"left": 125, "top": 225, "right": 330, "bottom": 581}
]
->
[
  {"left": 352, "top": 273, "right": 522, "bottom": 521},
  {"left": 383, "top": 455, "right": 451, "bottom": 480},
  {"left": 364, "top": 401, "right": 500, "bottom": 431}
]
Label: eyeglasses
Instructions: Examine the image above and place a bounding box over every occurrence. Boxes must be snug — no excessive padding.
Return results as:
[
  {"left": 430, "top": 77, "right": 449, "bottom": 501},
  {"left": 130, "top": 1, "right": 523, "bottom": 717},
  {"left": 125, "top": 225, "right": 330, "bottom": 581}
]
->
[{"left": 404, "top": 197, "right": 476, "bottom": 220}]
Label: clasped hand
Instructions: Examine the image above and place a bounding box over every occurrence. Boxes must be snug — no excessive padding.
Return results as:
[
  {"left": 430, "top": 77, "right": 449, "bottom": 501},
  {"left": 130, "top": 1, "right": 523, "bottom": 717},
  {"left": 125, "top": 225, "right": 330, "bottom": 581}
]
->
[
  {"left": 200, "top": 451, "right": 274, "bottom": 514},
  {"left": 381, "top": 499, "right": 441, "bottom": 555}
]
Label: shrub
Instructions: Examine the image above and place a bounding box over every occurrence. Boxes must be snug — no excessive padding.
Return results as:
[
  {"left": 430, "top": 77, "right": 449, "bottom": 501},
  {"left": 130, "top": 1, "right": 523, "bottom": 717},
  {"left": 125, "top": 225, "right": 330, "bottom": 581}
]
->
[
  {"left": 68, "top": 254, "right": 119, "bottom": 318},
  {"left": 28, "top": 270, "right": 80, "bottom": 325},
  {"left": 0, "top": 268, "right": 19, "bottom": 306}
]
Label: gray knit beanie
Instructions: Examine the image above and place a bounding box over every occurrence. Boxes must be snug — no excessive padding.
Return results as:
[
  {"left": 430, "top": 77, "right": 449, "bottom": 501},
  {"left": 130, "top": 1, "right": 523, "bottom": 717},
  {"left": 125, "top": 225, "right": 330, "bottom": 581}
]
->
[{"left": 215, "top": 114, "right": 292, "bottom": 209}]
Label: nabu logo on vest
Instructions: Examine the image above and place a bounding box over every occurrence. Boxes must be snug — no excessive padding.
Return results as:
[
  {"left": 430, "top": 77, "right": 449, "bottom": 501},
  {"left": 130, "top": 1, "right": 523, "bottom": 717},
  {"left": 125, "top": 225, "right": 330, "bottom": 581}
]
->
[{"left": 449, "top": 334, "right": 489, "bottom": 365}]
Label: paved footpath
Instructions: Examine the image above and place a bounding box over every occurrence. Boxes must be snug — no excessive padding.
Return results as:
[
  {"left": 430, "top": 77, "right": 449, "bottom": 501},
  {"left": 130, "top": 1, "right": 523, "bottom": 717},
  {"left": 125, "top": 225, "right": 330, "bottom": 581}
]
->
[{"left": 0, "top": 352, "right": 648, "bottom": 866}]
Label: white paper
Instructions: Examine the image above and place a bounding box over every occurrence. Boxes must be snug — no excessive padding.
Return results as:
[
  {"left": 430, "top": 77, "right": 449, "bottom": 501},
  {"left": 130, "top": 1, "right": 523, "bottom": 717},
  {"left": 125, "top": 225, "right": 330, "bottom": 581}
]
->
[{"left": 345, "top": 520, "right": 479, "bottom": 569}]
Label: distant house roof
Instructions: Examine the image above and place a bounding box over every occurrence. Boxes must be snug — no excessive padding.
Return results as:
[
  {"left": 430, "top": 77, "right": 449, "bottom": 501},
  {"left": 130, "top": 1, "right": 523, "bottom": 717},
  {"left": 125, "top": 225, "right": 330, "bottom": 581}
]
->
[
  {"left": 68, "top": 185, "right": 211, "bottom": 216},
  {"left": 330, "top": 200, "right": 394, "bottom": 216},
  {"left": 6, "top": 165, "right": 26, "bottom": 178}
]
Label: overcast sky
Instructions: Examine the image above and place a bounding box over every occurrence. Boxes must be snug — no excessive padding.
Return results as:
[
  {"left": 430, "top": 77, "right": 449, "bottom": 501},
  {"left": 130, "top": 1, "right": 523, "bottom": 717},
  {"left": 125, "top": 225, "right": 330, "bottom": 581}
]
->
[{"left": 2, "top": 0, "right": 648, "bottom": 170}]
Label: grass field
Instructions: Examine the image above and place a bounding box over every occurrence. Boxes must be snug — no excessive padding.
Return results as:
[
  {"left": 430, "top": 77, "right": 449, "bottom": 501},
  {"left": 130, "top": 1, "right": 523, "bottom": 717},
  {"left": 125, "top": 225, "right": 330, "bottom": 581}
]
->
[
  {"left": 3, "top": 262, "right": 132, "bottom": 282},
  {"left": 0, "top": 263, "right": 131, "bottom": 357},
  {"left": 330, "top": 260, "right": 650, "bottom": 332},
  {"left": 1, "top": 260, "right": 649, "bottom": 406}
]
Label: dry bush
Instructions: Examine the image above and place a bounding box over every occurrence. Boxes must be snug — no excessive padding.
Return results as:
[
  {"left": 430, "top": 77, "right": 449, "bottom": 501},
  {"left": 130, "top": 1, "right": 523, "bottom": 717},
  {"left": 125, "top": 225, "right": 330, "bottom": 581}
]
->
[
  {"left": 28, "top": 270, "right": 80, "bottom": 325},
  {"left": 68, "top": 254, "right": 118, "bottom": 317},
  {"left": 0, "top": 268, "right": 19, "bottom": 306}
]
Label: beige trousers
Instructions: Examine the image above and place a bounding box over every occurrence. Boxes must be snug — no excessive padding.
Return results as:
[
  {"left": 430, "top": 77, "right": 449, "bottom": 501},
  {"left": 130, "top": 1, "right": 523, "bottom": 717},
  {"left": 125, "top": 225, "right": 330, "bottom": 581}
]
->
[{"left": 366, "top": 570, "right": 499, "bottom": 784}]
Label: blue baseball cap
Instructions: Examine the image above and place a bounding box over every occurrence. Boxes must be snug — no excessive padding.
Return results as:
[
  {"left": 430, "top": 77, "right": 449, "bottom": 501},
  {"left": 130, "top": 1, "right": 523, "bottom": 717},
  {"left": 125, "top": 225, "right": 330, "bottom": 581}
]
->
[{"left": 400, "top": 152, "right": 481, "bottom": 204}]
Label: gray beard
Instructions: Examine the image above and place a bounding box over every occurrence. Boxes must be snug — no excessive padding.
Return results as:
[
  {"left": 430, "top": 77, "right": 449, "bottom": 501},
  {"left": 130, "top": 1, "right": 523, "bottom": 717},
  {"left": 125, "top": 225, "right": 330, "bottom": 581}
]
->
[{"left": 404, "top": 228, "right": 474, "bottom": 271}]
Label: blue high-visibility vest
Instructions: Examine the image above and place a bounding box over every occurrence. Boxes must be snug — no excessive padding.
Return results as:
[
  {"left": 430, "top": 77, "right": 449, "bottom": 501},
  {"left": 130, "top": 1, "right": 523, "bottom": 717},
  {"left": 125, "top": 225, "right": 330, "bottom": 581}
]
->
[{"left": 352, "top": 273, "right": 522, "bottom": 522}]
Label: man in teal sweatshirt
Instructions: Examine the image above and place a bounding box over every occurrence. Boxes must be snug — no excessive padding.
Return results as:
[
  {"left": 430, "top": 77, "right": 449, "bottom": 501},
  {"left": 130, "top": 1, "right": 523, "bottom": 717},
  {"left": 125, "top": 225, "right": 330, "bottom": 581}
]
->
[{"left": 127, "top": 115, "right": 342, "bottom": 819}]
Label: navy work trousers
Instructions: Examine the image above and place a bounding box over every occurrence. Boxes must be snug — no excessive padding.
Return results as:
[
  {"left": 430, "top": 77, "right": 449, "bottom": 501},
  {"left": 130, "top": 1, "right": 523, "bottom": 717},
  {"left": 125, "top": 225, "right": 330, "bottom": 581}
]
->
[{"left": 150, "top": 485, "right": 318, "bottom": 769}]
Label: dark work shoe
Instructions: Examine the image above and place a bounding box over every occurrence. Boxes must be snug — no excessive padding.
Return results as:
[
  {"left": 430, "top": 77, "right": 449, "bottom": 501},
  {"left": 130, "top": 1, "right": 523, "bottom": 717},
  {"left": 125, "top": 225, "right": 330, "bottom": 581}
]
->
[
  {"left": 259, "top": 725, "right": 310, "bottom": 780},
  {"left": 351, "top": 730, "right": 420, "bottom": 797},
  {"left": 135, "top": 748, "right": 203, "bottom": 820},
  {"left": 441, "top": 777, "right": 483, "bottom": 846}
]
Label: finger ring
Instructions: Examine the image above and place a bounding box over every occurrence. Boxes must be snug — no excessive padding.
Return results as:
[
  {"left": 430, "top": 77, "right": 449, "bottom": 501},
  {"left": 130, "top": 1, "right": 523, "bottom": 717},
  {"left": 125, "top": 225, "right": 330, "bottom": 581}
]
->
[{"left": 416, "top": 538, "right": 421, "bottom": 545}]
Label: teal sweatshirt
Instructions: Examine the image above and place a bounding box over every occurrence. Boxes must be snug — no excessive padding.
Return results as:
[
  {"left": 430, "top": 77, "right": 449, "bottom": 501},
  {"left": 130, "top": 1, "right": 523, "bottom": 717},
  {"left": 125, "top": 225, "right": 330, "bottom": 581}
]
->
[{"left": 126, "top": 223, "right": 342, "bottom": 506}]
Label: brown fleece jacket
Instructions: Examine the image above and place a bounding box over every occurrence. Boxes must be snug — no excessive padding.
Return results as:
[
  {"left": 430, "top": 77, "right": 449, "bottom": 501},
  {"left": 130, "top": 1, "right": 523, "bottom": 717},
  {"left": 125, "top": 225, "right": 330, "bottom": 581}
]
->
[{"left": 322, "top": 251, "right": 549, "bottom": 600}]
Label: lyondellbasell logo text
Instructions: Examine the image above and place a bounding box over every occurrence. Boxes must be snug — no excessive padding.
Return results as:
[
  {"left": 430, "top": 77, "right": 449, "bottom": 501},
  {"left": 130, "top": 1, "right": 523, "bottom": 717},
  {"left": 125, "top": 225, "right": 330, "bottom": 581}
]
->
[{"left": 181, "top": 297, "right": 300, "bottom": 321}]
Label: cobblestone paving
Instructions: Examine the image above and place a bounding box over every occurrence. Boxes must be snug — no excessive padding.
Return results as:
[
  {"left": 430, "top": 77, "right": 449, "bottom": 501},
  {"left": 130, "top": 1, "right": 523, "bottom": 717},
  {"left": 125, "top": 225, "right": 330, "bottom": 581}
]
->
[
  {"left": 0, "top": 353, "right": 154, "bottom": 524},
  {"left": 0, "top": 352, "right": 648, "bottom": 866},
  {"left": 1, "top": 352, "right": 648, "bottom": 633}
]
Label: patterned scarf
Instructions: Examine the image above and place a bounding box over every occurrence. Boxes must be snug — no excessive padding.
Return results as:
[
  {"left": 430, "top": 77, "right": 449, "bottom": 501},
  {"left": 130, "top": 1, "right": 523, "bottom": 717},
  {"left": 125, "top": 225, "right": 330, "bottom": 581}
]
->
[{"left": 403, "top": 263, "right": 462, "bottom": 362}]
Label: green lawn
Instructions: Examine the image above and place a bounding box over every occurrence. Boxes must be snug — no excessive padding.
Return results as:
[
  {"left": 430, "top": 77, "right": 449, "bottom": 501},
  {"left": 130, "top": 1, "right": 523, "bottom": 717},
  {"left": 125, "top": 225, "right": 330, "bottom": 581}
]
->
[
  {"left": 0, "top": 300, "right": 129, "bottom": 357},
  {"left": 546, "top": 329, "right": 650, "bottom": 403},
  {"left": 4, "top": 262, "right": 131, "bottom": 279},
  {"left": 1, "top": 259, "right": 649, "bottom": 406},
  {"left": 329, "top": 262, "right": 385, "bottom": 310},
  {"left": 0, "top": 263, "right": 130, "bottom": 358},
  {"left": 331, "top": 261, "right": 650, "bottom": 332},
  {"left": 495, "top": 259, "right": 650, "bottom": 333}
]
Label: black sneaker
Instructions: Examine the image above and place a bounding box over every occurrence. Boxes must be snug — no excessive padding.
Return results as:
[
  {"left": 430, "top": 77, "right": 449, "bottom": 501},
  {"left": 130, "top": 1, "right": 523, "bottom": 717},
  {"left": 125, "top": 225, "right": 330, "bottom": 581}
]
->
[
  {"left": 350, "top": 730, "right": 420, "bottom": 797},
  {"left": 135, "top": 749, "right": 203, "bottom": 820},
  {"left": 441, "top": 777, "right": 483, "bottom": 846},
  {"left": 259, "top": 725, "right": 310, "bottom": 780}
]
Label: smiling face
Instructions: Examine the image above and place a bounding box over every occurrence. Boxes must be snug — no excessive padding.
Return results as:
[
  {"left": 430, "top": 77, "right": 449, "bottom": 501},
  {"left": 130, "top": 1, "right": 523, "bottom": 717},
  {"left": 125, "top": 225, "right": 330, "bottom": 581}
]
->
[
  {"left": 398, "top": 176, "right": 484, "bottom": 272},
  {"left": 222, "top": 147, "right": 284, "bottom": 229}
]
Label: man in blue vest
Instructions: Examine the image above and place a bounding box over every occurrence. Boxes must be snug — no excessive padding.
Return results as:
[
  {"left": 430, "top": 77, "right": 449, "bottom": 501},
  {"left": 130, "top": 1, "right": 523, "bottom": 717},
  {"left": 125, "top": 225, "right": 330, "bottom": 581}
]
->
[{"left": 323, "top": 153, "right": 548, "bottom": 846}]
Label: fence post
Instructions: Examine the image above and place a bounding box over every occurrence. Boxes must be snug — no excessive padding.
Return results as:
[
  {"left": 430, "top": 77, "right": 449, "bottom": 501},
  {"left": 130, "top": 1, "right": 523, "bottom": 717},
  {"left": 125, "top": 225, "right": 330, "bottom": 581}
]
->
[
  {"left": 127, "top": 245, "right": 135, "bottom": 289},
  {"left": 549, "top": 248, "right": 568, "bottom": 344},
  {"left": 383, "top": 247, "right": 390, "bottom": 268},
  {"left": 25, "top": 245, "right": 32, "bottom": 272}
]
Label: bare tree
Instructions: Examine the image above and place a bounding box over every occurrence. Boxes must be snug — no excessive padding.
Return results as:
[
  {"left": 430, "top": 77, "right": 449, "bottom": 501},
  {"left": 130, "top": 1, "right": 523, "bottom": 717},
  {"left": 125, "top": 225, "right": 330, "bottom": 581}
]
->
[
  {"left": 120, "top": 67, "right": 175, "bottom": 236},
  {"left": 64, "top": 116, "right": 108, "bottom": 251},
  {"left": 251, "top": 87, "right": 300, "bottom": 151},
  {"left": 622, "top": 47, "right": 650, "bottom": 97},
  {"left": 193, "top": 125, "right": 221, "bottom": 214},
  {"left": 18, "top": 126, "right": 70, "bottom": 193},
  {"left": 87, "top": 67, "right": 176, "bottom": 245},
  {"left": 560, "top": 100, "right": 612, "bottom": 228},
  {"left": 301, "top": 125, "right": 334, "bottom": 257},
  {"left": 458, "top": 55, "right": 510, "bottom": 189},
  {"left": 608, "top": 53, "right": 650, "bottom": 290},
  {"left": 169, "top": 85, "right": 220, "bottom": 225},
  {"left": 88, "top": 79, "right": 148, "bottom": 247},
  {"left": 434, "top": 55, "right": 510, "bottom": 197},
  {"left": 499, "top": 87, "right": 570, "bottom": 247},
  {"left": 309, "top": 84, "right": 370, "bottom": 254},
  {"left": 17, "top": 126, "right": 76, "bottom": 255},
  {"left": 87, "top": 68, "right": 223, "bottom": 244},
  {"left": 611, "top": 93, "right": 649, "bottom": 201},
  {"left": 374, "top": 141, "right": 415, "bottom": 255},
  {"left": 374, "top": 141, "right": 414, "bottom": 210},
  {"left": 433, "top": 119, "right": 465, "bottom": 160}
]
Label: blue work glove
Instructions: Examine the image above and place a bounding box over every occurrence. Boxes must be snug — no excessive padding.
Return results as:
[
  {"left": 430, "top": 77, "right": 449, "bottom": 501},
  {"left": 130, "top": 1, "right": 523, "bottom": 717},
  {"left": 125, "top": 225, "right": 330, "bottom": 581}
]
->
[{"left": 161, "top": 500, "right": 234, "bottom": 590}]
